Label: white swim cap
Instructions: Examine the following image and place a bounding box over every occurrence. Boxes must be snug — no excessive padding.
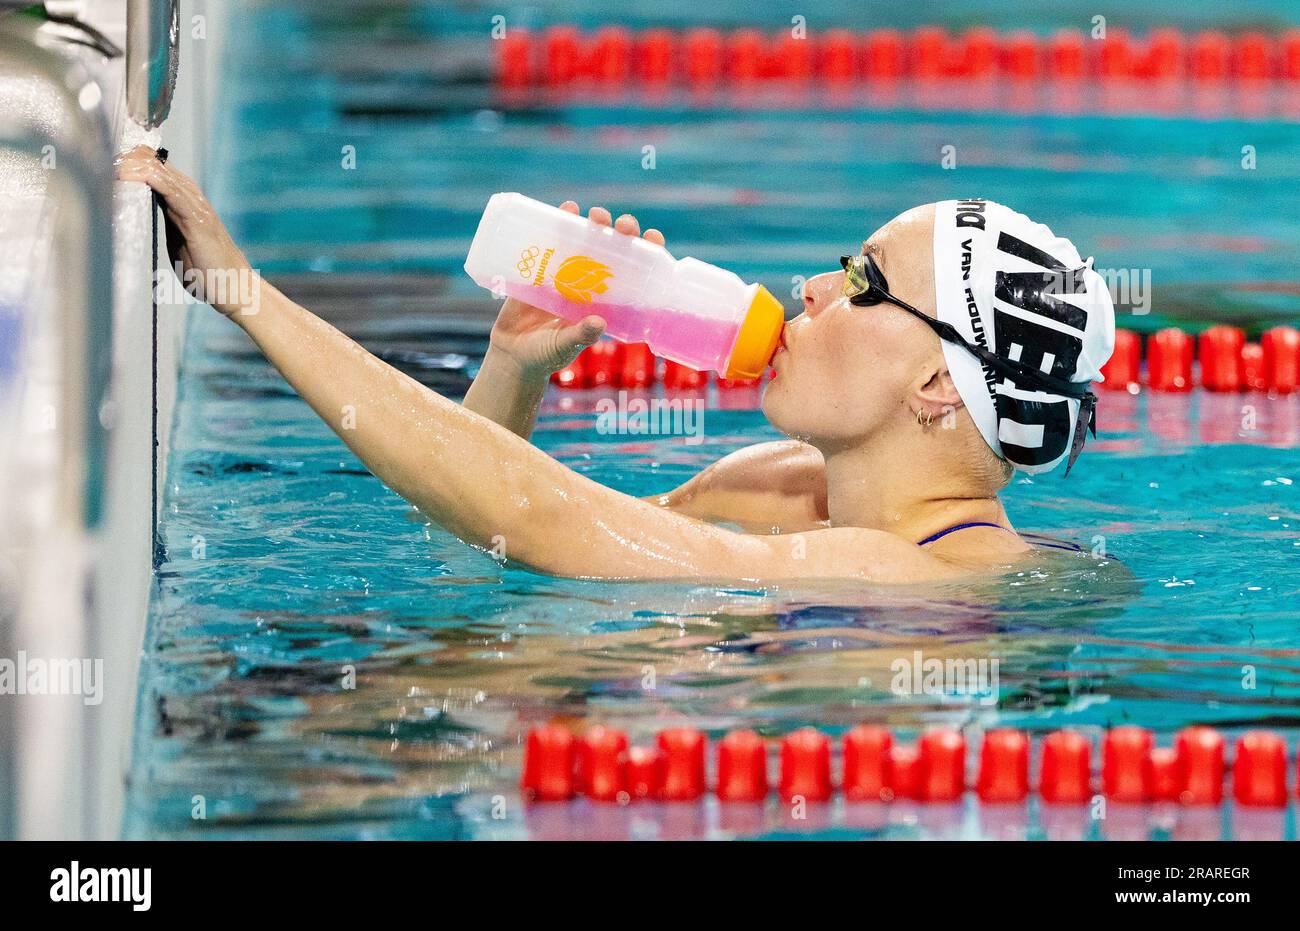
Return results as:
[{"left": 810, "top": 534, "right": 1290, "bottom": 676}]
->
[{"left": 932, "top": 199, "right": 1116, "bottom": 474}]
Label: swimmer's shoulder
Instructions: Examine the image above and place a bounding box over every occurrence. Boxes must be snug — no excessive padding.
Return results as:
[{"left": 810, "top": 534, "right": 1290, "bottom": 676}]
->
[
  {"left": 917, "top": 524, "right": 1035, "bottom": 573},
  {"left": 752, "top": 523, "right": 1121, "bottom": 584},
  {"left": 924, "top": 525, "right": 1133, "bottom": 585}
]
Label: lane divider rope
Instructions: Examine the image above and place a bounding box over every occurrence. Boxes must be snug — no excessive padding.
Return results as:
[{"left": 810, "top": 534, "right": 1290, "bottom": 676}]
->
[
  {"left": 522, "top": 723, "right": 1296, "bottom": 807},
  {"left": 497, "top": 26, "right": 1300, "bottom": 89}
]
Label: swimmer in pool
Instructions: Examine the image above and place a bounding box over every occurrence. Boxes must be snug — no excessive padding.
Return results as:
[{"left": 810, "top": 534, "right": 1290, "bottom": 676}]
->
[{"left": 117, "top": 145, "right": 1114, "bottom": 583}]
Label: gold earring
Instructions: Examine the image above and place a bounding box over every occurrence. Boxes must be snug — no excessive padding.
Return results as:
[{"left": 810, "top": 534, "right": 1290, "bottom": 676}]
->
[{"left": 917, "top": 409, "right": 934, "bottom": 427}]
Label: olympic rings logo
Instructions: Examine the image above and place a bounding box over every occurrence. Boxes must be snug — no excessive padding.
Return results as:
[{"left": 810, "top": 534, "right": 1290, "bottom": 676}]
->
[{"left": 517, "top": 245, "right": 540, "bottom": 278}]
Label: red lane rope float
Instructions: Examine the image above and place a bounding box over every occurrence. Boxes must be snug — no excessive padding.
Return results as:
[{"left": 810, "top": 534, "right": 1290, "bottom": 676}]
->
[
  {"left": 1101, "top": 328, "right": 1141, "bottom": 391},
  {"left": 1242, "top": 341, "right": 1267, "bottom": 391},
  {"left": 618, "top": 342, "right": 655, "bottom": 388},
  {"left": 717, "top": 729, "right": 769, "bottom": 802},
  {"left": 976, "top": 728, "right": 1030, "bottom": 802},
  {"left": 576, "top": 725, "right": 628, "bottom": 801},
  {"left": 1263, "top": 326, "right": 1300, "bottom": 393},
  {"left": 1102, "top": 725, "right": 1153, "bottom": 803},
  {"left": 1179, "top": 726, "right": 1226, "bottom": 805},
  {"left": 497, "top": 26, "right": 1300, "bottom": 88},
  {"left": 918, "top": 727, "right": 966, "bottom": 801},
  {"left": 1198, "top": 324, "right": 1245, "bottom": 391},
  {"left": 1039, "top": 730, "right": 1092, "bottom": 803},
  {"left": 780, "top": 727, "right": 834, "bottom": 802},
  {"left": 1143, "top": 327, "right": 1195, "bottom": 392},
  {"left": 636, "top": 29, "right": 674, "bottom": 84},
  {"left": 658, "top": 726, "right": 707, "bottom": 800},
  {"left": 1234, "top": 730, "right": 1290, "bottom": 806},
  {"left": 522, "top": 723, "right": 576, "bottom": 801},
  {"left": 583, "top": 339, "right": 622, "bottom": 388},
  {"left": 626, "top": 745, "right": 662, "bottom": 801},
  {"left": 843, "top": 724, "right": 891, "bottom": 801},
  {"left": 522, "top": 724, "right": 1299, "bottom": 807}
]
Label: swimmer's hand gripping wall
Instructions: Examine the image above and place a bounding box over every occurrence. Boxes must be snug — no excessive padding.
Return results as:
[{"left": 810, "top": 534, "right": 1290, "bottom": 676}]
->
[{"left": 464, "top": 193, "right": 785, "bottom": 379}]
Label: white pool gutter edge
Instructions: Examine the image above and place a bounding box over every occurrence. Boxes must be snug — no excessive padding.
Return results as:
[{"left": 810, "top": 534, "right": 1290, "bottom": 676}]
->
[{"left": 27, "top": 0, "right": 227, "bottom": 840}]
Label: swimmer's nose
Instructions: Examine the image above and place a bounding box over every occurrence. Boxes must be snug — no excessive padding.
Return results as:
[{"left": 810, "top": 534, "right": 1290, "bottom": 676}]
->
[{"left": 801, "top": 270, "right": 841, "bottom": 316}]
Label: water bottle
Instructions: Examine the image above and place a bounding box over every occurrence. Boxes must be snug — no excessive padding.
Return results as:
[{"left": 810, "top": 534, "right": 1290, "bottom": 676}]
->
[{"left": 464, "top": 193, "right": 785, "bottom": 380}]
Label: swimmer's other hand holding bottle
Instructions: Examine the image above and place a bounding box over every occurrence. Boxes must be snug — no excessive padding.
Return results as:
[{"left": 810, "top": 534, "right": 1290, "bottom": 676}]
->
[{"left": 464, "top": 193, "right": 785, "bottom": 379}]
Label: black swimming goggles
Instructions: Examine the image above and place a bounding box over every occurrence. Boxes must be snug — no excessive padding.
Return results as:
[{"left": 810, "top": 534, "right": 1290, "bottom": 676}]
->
[
  {"left": 840, "top": 252, "right": 1098, "bottom": 471},
  {"left": 840, "top": 253, "right": 1096, "bottom": 401}
]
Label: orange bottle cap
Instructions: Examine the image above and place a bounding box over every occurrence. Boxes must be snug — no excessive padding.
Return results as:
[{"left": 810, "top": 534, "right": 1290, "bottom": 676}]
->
[{"left": 724, "top": 285, "right": 784, "bottom": 380}]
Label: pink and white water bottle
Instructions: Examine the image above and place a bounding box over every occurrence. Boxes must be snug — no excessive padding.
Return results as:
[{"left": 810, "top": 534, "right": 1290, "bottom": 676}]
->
[{"left": 464, "top": 193, "right": 785, "bottom": 380}]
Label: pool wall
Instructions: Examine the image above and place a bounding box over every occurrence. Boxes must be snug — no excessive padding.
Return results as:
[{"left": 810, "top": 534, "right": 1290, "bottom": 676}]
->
[
  {"left": 95, "top": 0, "right": 228, "bottom": 841},
  {"left": 0, "top": 0, "right": 226, "bottom": 839}
]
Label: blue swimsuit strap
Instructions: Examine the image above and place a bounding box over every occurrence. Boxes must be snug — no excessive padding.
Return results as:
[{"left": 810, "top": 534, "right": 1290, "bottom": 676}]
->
[
  {"left": 1018, "top": 531, "right": 1085, "bottom": 553},
  {"left": 917, "top": 522, "right": 1086, "bottom": 553},
  {"left": 916, "top": 521, "right": 1008, "bottom": 546}
]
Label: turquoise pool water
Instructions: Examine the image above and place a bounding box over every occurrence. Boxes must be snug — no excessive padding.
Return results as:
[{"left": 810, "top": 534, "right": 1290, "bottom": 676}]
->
[{"left": 125, "top": 1, "right": 1300, "bottom": 839}]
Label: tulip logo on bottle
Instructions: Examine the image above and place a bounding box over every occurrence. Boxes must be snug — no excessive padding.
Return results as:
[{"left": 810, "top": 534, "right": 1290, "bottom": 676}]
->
[{"left": 552, "top": 255, "right": 614, "bottom": 304}]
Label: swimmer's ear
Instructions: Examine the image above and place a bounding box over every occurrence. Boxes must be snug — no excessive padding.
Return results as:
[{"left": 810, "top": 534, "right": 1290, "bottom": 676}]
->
[{"left": 916, "top": 366, "right": 963, "bottom": 417}]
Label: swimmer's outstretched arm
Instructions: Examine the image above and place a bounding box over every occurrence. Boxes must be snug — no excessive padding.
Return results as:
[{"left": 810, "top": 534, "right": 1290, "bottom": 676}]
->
[
  {"left": 117, "top": 148, "right": 958, "bottom": 582},
  {"left": 223, "top": 281, "right": 898, "bottom": 578}
]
